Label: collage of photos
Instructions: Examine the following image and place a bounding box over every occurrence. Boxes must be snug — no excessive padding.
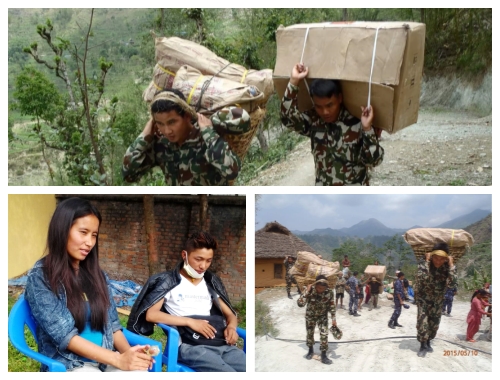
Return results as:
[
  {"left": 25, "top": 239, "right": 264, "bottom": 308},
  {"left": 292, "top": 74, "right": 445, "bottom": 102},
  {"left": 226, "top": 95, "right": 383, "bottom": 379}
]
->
[{"left": 7, "top": 7, "right": 493, "bottom": 375}]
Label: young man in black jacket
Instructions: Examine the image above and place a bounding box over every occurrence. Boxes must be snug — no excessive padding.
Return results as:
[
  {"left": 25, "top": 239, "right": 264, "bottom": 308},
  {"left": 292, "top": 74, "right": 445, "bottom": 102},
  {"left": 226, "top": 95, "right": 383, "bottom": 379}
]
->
[{"left": 127, "top": 231, "right": 245, "bottom": 372}]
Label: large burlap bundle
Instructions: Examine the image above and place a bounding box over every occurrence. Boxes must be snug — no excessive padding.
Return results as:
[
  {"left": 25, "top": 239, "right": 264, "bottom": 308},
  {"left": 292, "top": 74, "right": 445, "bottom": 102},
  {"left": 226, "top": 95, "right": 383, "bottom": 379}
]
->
[
  {"left": 403, "top": 228, "right": 474, "bottom": 262},
  {"left": 171, "top": 65, "right": 264, "bottom": 113},
  {"left": 152, "top": 36, "right": 274, "bottom": 101},
  {"left": 289, "top": 251, "right": 340, "bottom": 289}
]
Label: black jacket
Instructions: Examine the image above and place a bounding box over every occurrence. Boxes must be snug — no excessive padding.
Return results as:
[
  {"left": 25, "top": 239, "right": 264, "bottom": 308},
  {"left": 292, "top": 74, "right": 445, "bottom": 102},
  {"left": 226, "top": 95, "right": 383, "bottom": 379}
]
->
[{"left": 126, "top": 262, "right": 236, "bottom": 336}]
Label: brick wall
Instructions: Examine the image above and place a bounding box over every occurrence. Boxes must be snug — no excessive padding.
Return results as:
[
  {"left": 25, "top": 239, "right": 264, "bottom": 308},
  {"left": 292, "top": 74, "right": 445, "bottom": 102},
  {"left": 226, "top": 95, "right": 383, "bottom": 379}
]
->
[{"left": 57, "top": 195, "right": 246, "bottom": 303}]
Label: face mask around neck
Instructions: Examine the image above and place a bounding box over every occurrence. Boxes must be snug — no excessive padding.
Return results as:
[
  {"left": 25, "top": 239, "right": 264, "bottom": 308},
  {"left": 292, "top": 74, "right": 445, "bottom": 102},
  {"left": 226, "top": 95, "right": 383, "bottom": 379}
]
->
[{"left": 183, "top": 252, "right": 204, "bottom": 279}]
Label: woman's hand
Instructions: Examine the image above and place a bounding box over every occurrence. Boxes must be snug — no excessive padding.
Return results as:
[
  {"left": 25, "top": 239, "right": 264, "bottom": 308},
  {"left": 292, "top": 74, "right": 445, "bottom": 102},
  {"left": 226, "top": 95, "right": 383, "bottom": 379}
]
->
[
  {"left": 115, "top": 345, "right": 154, "bottom": 371},
  {"left": 224, "top": 326, "right": 239, "bottom": 345},
  {"left": 187, "top": 318, "right": 217, "bottom": 339}
]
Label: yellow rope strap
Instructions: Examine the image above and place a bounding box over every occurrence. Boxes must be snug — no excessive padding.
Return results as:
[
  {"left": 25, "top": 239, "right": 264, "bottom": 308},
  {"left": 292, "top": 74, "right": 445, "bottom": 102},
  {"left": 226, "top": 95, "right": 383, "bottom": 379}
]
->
[
  {"left": 158, "top": 64, "right": 176, "bottom": 77},
  {"left": 187, "top": 75, "right": 205, "bottom": 105},
  {"left": 241, "top": 69, "right": 248, "bottom": 83}
]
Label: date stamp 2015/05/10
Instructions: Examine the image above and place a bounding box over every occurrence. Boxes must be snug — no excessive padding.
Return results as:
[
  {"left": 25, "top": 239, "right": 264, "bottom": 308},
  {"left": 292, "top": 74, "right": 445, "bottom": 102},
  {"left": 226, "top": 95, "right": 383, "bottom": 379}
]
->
[{"left": 443, "top": 350, "right": 478, "bottom": 356}]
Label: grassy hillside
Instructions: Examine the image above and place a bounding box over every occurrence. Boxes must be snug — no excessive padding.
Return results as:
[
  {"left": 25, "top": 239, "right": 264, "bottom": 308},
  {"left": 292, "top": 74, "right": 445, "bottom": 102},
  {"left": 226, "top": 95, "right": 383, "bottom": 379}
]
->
[
  {"left": 456, "top": 214, "right": 492, "bottom": 284},
  {"left": 8, "top": 9, "right": 153, "bottom": 101}
]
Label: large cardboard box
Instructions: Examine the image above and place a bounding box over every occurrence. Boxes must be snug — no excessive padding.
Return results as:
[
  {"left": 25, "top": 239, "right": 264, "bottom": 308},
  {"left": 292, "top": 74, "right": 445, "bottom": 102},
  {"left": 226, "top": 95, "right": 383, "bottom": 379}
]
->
[
  {"left": 274, "top": 22, "right": 426, "bottom": 133},
  {"left": 364, "top": 265, "right": 387, "bottom": 282}
]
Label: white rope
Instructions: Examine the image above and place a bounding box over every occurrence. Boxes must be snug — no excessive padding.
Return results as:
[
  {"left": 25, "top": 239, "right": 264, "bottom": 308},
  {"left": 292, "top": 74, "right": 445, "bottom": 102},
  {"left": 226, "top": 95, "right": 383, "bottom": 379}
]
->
[
  {"left": 299, "top": 27, "right": 313, "bottom": 102},
  {"left": 300, "top": 26, "right": 310, "bottom": 65},
  {"left": 367, "top": 26, "right": 383, "bottom": 109}
]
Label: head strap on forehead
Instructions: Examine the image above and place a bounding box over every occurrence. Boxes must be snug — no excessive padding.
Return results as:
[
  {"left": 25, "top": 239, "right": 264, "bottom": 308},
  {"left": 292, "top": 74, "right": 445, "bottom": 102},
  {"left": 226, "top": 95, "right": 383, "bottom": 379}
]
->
[
  {"left": 151, "top": 91, "right": 198, "bottom": 121},
  {"left": 431, "top": 249, "right": 448, "bottom": 258}
]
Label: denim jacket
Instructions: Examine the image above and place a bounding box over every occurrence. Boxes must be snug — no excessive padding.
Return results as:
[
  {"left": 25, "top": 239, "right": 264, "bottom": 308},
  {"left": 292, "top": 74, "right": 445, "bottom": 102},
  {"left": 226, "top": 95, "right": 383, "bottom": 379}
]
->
[{"left": 24, "top": 259, "right": 123, "bottom": 372}]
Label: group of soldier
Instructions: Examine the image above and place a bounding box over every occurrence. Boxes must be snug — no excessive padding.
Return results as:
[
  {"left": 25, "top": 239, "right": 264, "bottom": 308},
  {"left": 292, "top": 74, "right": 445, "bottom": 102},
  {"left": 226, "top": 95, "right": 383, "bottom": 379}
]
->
[
  {"left": 283, "top": 242, "right": 459, "bottom": 364},
  {"left": 122, "top": 61, "right": 383, "bottom": 187}
]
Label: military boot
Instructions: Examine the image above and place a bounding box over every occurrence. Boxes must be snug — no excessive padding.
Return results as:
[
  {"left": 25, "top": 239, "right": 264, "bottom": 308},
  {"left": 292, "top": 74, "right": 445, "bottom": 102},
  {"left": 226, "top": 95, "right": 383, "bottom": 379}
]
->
[
  {"left": 287, "top": 291, "right": 292, "bottom": 299},
  {"left": 306, "top": 346, "right": 314, "bottom": 360},
  {"left": 426, "top": 340, "right": 434, "bottom": 352},
  {"left": 388, "top": 320, "right": 395, "bottom": 329},
  {"left": 394, "top": 321, "right": 403, "bottom": 327},
  {"left": 321, "top": 351, "right": 332, "bottom": 365},
  {"left": 417, "top": 342, "right": 427, "bottom": 357}
]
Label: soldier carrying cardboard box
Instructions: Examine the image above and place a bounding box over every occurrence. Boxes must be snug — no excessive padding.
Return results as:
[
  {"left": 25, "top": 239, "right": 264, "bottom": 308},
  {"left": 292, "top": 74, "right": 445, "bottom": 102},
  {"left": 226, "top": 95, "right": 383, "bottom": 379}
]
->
[{"left": 280, "top": 63, "right": 384, "bottom": 186}]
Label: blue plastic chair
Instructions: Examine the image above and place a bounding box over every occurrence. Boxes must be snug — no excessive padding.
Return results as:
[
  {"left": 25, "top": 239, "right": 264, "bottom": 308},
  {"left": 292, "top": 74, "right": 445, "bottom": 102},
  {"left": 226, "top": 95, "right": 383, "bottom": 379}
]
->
[
  {"left": 8, "top": 295, "right": 163, "bottom": 372},
  {"left": 158, "top": 323, "right": 246, "bottom": 372}
]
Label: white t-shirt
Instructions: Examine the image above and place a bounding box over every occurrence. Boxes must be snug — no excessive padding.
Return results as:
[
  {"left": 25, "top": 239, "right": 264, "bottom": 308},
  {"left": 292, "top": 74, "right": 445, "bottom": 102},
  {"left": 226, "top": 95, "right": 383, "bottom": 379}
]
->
[{"left": 164, "top": 275, "right": 213, "bottom": 316}]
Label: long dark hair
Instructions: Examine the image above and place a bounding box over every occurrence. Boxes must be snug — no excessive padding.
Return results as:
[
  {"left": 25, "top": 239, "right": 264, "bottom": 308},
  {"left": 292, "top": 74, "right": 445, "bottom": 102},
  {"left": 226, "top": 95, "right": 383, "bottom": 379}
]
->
[
  {"left": 471, "top": 289, "right": 488, "bottom": 303},
  {"left": 43, "top": 197, "right": 109, "bottom": 332}
]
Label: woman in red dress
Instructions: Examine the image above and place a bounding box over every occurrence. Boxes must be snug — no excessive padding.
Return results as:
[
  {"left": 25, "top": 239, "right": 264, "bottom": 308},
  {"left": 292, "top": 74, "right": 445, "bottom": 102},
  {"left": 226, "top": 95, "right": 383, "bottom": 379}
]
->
[{"left": 466, "top": 289, "right": 491, "bottom": 342}]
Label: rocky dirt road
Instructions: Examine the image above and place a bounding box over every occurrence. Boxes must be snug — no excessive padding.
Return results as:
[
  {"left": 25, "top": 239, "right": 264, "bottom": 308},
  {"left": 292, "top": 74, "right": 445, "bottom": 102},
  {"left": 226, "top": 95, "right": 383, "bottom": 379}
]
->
[
  {"left": 255, "top": 287, "right": 492, "bottom": 372},
  {"left": 248, "top": 109, "right": 492, "bottom": 186}
]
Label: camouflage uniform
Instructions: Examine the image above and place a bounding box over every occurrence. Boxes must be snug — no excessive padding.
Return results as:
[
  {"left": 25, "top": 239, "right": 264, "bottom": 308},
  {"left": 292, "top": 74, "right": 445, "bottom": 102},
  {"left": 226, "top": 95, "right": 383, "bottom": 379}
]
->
[
  {"left": 283, "top": 258, "right": 300, "bottom": 294},
  {"left": 442, "top": 286, "right": 457, "bottom": 314},
  {"left": 346, "top": 276, "right": 359, "bottom": 313},
  {"left": 122, "top": 107, "right": 250, "bottom": 186},
  {"left": 280, "top": 82, "right": 384, "bottom": 186},
  {"left": 390, "top": 279, "right": 404, "bottom": 324},
  {"left": 415, "top": 260, "right": 457, "bottom": 342},
  {"left": 297, "top": 287, "right": 336, "bottom": 352}
]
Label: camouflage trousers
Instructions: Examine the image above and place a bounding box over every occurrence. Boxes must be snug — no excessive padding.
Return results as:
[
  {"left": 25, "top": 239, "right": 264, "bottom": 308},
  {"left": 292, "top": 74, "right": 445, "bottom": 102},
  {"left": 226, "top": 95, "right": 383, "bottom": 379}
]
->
[
  {"left": 390, "top": 298, "right": 402, "bottom": 323},
  {"left": 348, "top": 291, "right": 358, "bottom": 313},
  {"left": 442, "top": 299, "right": 453, "bottom": 314},
  {"left": 416, "top": 299, "right": 443, "bottom": 342},
  {"left": 286, "top": 274, "right": 300, "bottom": 294},
  {"left": 305, "top": 314, "right": 329, "bottom": 352}
]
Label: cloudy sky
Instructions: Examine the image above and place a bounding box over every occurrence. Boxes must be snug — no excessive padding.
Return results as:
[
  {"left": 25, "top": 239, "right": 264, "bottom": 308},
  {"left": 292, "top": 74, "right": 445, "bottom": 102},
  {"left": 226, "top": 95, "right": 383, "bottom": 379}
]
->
[{"left": 256, "top": 194, "right": 492, "bottom": 231}]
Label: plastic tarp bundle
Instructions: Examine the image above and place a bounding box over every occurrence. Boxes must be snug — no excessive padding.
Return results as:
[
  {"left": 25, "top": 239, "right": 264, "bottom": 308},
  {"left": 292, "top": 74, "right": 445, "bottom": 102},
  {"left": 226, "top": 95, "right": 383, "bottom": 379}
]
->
[
  {"left": 289, "top": 251, "right": 340, "bottom": 289},
  {"left": 109, "top": 280, "right": 142, "bottom": 307},
  {"left": 8, "top": 276, "right": 142, "bottom": 308}
]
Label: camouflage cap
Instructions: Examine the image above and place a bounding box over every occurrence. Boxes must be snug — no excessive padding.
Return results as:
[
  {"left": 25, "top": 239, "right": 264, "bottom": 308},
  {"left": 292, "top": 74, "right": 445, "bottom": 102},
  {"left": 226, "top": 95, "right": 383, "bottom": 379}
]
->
[{"left": 329, "top": 325, "right": 343, "bottom": 340}]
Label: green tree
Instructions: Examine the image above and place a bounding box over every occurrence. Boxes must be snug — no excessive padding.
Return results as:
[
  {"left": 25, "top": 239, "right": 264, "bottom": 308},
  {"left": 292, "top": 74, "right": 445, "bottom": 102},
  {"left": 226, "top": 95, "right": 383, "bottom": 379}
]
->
[
  {"left": 22, "top": 10, "right": 117, "bottom": 185},
  {"left": 11, "top": 67, "right": 63, "bottom": 181}
]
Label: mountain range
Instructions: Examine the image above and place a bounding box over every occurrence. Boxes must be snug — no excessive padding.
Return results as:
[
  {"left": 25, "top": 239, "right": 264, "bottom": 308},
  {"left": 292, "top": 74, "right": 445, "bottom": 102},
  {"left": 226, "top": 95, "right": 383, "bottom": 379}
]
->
[
  {"left": 292, "top": 209, "right": 491, "bottom": 256},
  {"left": 292, "top": 208, "right": 491, "bottom": 238}
]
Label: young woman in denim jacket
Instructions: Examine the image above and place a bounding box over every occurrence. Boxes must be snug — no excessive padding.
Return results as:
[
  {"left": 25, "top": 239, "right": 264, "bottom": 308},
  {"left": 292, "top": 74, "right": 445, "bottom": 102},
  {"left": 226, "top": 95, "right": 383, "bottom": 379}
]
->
[{"left": 25, "top": 197, "right": 154, "bottom": 372}]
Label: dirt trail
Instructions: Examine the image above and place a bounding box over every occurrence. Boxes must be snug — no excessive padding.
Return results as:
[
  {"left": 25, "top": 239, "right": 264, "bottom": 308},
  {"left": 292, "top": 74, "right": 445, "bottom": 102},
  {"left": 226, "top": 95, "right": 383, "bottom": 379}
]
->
[
  {"left": 248, "top": 109, "right": 492, "bottom": 186},
  {"left": 256, "top": 288, "right": 492, "bottom": 372}
]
